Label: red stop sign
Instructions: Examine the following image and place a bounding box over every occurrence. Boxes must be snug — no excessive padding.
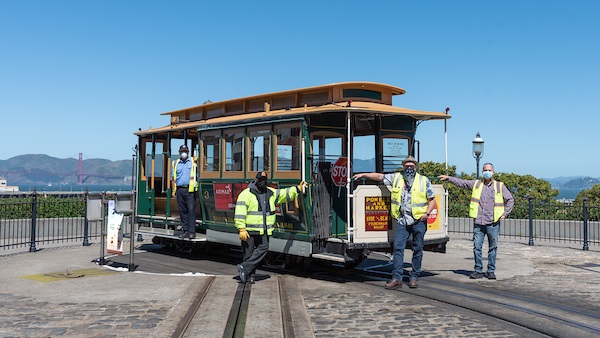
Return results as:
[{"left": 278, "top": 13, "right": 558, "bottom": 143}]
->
[{"left": 331, "top": 157, "right": 352, "bottom": 187}]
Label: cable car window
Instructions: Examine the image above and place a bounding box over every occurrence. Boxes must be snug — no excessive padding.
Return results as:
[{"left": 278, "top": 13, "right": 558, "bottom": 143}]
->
[
  {"left": 276, "top": 125, "right": 300, "bottom": 171},
  {"left": 249, "top": 128, "right": 270, "bottom": 172},
  {"left": 343, "top": 89, "right": 382, "bottom": 101},
  {"left": 202, "top": 132, "right": 221, "bottom": 172},
  {"left": 144, "top": 141, "right": 152, "bottom": 179},
  {"left": 383, "top": 136, "right": 409, "bottom": 172},
  {"left": 312, "top": 134, "right": 343, "bottom": 163},
  {"left": 353, "top": 135, "right": 375, "bottom": 172},
  {"left": 225, "top": 129, "right": 244, "bottom": 172},
  {"left": 144, "top": 140, "right": 165, "bottom": 178}
]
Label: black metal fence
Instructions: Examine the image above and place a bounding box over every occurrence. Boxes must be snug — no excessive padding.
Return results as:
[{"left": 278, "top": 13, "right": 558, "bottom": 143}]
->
[
  {"left": 448, "top": 198, "right": 599, "bottom": 250},
  {"left": 0, "top": 190, "right": 132, "bottom": 253},
  {"left": 1, "top": 191, "right": 598, "bottom": 252}
]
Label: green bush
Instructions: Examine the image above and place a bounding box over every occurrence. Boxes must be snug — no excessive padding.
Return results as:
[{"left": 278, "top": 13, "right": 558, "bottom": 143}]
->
[
  {"left": 446, "top": 199, "right": 596, "bottom": 221},
  {"left": 0, "top": 195, "right": 84, "bottom": 219}
]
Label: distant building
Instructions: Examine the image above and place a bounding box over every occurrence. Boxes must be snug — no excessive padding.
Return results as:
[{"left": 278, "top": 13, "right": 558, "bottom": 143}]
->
[
  {"left": 0, "top": 177, "right": 19, "bottom": 192},
  {"left": 556, "top": 198, "right": 574, "bottom": 205}
]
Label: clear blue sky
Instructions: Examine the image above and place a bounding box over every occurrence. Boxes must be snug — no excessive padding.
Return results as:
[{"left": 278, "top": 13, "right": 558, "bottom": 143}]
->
[{"left": 1, "top": 1, "right": 598, "bottom": 179}]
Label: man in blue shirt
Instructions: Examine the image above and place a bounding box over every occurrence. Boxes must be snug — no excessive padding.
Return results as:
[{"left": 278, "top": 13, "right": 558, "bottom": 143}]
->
[{"left": 172, "top": 145, "right": 198, "bottom": 239}]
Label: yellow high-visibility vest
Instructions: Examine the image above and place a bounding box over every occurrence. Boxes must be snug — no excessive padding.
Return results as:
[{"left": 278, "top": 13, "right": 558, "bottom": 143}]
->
[
  {"left": 234, "top": 186, "right": 299, "bottom": 235},
  {"left": 172, "top": 159, "right": 198, "bottom": 193},
  {"left": 390, "top": 173, "right": 428, "bottom": 220},
  {"left": 470, "top": 180, "right": 505, "bottom": 222}
]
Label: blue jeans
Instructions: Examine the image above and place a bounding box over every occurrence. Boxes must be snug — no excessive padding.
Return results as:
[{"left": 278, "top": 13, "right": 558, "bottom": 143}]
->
[
  {"left": 473, "top": 221, "right": 500, "bottom": 273},
  {"left": 392, "top": 219, "right": 427, "bottom": 281}
]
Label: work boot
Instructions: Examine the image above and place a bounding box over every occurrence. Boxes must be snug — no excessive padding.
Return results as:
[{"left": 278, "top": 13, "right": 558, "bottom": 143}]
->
[
  {"left": 385, "top": 279, "right": 402, "bottom": 289},
  {"left": 408, "top": 278, "right": 418, "bottom": 288},
  {"left": 469, "top": 271, "right": 485, "bottom": 279},
  {"left": 237, "top": 264, "right": 247, "bottom": 284}
]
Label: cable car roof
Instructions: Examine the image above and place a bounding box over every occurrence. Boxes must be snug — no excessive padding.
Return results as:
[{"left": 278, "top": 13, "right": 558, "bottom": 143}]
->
[{"left": 135, "top": 82, "right": 450, "bottom": 136}]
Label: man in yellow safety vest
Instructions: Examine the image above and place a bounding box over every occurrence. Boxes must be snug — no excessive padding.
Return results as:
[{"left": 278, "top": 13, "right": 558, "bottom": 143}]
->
[
  {"left": 439, "top": 162, "right": 514, "bottom": 280},
  {"left": 235, "top": 171, "right": 307, "bottom": 284},
  {"left": 353, "top": 156, "right": 436, "bottom": 289}
]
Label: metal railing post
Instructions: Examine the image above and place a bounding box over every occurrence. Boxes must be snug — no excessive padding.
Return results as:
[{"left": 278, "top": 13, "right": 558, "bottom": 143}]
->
[
  {"left": 129, "top": 213, "right": 135, "bottom": 271},
  {"left": 528, "top": 196, "right": 534, "bottom": 246},
  {"left": 583, "top": 197, "right": 589, "bottom": 251},
  {"left": 99, "top": 192, "right": 106, "bottom": 265},
  {"left": 83, "top": 188, "right": 90, "bottom": 246},
  {"left": 29, "top": 189, "right": 38, "bottom": 252}
]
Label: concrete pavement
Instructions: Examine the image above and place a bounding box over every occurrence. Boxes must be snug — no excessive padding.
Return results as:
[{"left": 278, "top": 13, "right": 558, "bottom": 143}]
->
[{"left": 0, "top": 235, "right": 598, "bottom": 337}]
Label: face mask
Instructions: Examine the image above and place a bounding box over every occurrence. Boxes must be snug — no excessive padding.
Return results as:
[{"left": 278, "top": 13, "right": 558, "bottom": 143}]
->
[
  {"left": 482, "top": 170, "right": 493, "bottom": 179},
  {"left": 180, "top": 152, "right": 188, "bottom": 160},
  {"left": 404, "top": 167, "right": 416, "bottom": 178},
  {"left": 256, "top": 179, "right": 267, "bottom": 192}
]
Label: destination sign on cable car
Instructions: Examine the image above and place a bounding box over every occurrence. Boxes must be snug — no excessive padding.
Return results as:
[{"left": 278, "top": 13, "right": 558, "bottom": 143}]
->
[{"left": 331, "top": 157, "right": 352, "bottom": 187}]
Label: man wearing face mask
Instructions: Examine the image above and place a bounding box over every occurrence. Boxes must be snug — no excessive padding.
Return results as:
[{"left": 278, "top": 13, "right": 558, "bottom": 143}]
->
[
  {"left": 172, "top": 144, "right": 198, "bottom": 239},
  {"left": 235, "top": 171, "right": 308, "bottom": 284},
  {"left": 439, "top": 163, "right": 514, "bottom": 280},
  {"left": 353, "top": 156, "right": 436, "bottom": 289}
]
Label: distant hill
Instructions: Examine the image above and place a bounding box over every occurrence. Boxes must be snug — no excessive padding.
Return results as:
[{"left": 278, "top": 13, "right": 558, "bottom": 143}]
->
[
  {"left": 560, "top": 176, "right": 600, "bottom": 189},
  {"left": 1, "top": 154, "right": 598, "bottom": 189},
  {"left": 543, "top": 176, "right": 578, "bottom": 187},
  {"left": 544, "top": 176, "right": 600, "bottom": 189},
  {"left": 0, "top": 154, "right": 132, "bottom": 185}
]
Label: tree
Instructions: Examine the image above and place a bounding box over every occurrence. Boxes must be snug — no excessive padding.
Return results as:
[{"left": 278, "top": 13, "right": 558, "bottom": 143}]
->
[
  {"left": 420, "top": 161, "right": 472, "bottom": 217},
  {"left": 575, "top": 184, "right": 600, "bottom": 204},
  {"left": 418, "top": 161, "right": 560, "bottom": 217},
  {"left": 419, "top": 161, "right": 457, "bottom": 178},
  {"left": 495, "top": 172, "right": 559, "bottom": 203}
]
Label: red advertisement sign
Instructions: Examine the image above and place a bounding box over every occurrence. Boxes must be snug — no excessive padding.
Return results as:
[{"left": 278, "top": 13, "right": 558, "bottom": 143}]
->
[
  {"left": 364, "top": 196, "right": 391, "bottom": 231},
  {"left": 427, "top": 195, "right": 440, "bottom": 230},
  {"left": 214, "top": 183, "right": 246, "bottom": 211},
  {"left": 213, "top": 182, "right": 283, "bottom": 213}
]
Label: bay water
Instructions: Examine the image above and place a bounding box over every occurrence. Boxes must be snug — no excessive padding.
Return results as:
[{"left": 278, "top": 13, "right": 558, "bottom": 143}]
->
[{"left": 17, "top": 184, "right": 133, "bottom": 193}]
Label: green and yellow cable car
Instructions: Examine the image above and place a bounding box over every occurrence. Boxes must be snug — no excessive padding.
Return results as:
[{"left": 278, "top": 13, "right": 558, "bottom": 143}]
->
[{"left": 134, "top": 82, "right": 450, "bottom": 267}]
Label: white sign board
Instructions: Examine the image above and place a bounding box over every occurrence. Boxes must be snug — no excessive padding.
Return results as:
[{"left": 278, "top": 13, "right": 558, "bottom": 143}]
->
[{"left": 106, "top": 200, "right": 124, "bottom": 255}]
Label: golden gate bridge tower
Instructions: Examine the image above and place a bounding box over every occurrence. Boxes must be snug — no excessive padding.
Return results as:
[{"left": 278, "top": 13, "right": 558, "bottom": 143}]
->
[{"left": 78, "top": 153, "right": 83, "bottom": 185}]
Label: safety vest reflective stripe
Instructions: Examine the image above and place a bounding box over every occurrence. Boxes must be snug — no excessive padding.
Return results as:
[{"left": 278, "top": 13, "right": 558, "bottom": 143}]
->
[
  {"left": 247, "top": 211, "right": 276, "bottom": 216},
  {"left": 246, "top": 223, "right": 274, "bottom": 228}
]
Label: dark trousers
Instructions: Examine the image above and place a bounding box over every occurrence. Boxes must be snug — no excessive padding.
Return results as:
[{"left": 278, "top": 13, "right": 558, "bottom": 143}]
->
[
  {"left": 241, "top": 232, "right": 269, "bottom": 275},
  {"left": 176, "top": 188, "right": 196, "bottom": 234}
]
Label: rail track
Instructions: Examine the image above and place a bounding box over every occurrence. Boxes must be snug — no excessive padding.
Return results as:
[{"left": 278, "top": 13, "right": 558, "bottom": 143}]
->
[
  {"left": 169, "top": 275, "right": 305, "bottom": 338},
  {"left": 109, "top": 245, "right": 600, "bottom": 337},
  {"left": 354, "top": 264, "right": 600, "bottom": 337}
]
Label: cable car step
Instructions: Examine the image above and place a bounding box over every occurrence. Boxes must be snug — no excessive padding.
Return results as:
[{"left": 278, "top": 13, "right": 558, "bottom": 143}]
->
[{"left": 311, "top": 253, "right": 354, "bottom": 263}]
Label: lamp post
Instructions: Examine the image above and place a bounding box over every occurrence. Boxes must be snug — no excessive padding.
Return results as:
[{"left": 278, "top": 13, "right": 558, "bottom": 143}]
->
[{"left": 472, "top": 132, "right": 484, "bottom": 178}]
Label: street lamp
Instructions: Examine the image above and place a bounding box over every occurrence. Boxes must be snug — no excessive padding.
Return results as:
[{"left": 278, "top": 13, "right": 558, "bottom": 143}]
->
[{"left": 472, "top": 132, "right": 484, "bottom": 178}]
